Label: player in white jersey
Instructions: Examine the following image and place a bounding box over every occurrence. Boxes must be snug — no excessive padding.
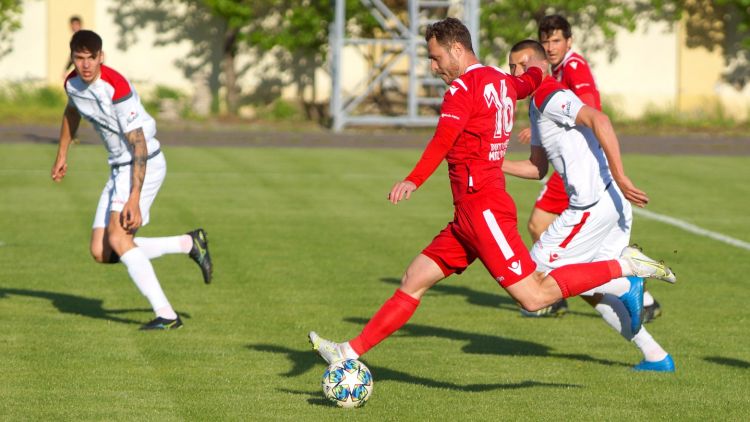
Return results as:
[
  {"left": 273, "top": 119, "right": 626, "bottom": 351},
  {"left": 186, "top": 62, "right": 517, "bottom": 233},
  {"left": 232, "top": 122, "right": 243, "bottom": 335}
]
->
[
  {"left": 51, "top": 30, "right": 213, "bottom": 330},
  {"left": 503, "top": 40, "right": 675, "bottom": 372}
]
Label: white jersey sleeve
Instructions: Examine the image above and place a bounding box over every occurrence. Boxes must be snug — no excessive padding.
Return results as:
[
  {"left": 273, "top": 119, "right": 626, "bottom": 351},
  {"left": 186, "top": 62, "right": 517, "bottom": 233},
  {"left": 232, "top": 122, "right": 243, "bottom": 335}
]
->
[
  {"left": 540, "top": 90, "right": 584, "bottom": 128},
  {"left": 114, "top": 87, "right": 147, "bottom": 135}
]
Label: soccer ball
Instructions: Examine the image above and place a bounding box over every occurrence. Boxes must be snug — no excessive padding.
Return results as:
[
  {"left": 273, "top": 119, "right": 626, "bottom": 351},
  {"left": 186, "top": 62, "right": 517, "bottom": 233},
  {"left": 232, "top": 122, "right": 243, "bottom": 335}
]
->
[{"left": 321, "top": 359, "right": 373, "bottom": 408}]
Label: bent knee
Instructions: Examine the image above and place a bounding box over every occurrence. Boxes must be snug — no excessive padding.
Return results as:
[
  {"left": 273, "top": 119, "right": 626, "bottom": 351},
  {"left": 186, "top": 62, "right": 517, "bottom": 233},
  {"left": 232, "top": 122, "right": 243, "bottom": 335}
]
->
[
  {"left": 399, "top": 271, "right": 434, "bottom": 298},
  {"left": 90, "top": 249, "right": 119, "bottom": 264}
]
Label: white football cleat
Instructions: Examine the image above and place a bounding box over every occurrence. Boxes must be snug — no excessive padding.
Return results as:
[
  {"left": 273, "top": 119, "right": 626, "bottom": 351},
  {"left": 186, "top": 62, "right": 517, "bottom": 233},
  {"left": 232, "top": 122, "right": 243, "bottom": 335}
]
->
[
  {"left": 308, "top": 331, "right": 346, "bottom": 364},
  {"left": 621, "top": 245, "right": 676, "bottom": 284}
]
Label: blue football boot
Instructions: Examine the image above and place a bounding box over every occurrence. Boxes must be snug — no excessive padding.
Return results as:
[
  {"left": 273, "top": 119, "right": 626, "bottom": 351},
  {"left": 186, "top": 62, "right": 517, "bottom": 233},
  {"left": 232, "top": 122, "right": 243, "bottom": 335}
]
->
[
  {"left": 633, "top": 354, "right": 675, "bottom": 372},
  {"left": 619, "top": 276, "right": 644, "bottom": 335}
]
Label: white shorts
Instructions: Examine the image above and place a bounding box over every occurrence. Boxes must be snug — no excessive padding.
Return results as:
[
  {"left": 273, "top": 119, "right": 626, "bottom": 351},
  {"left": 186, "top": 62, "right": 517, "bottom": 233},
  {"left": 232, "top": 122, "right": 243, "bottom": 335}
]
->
[
  {"left": 92, "top": 151, "right": 167, "bottom": 229},
  {"left": 531, "top": 183, "right": 632, "bottom": 273}
]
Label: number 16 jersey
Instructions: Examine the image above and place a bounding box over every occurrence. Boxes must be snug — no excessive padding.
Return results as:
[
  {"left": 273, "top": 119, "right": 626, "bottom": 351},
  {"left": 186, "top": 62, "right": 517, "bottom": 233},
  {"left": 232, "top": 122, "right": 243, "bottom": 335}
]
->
[{"left": 405, "top": 64, "right": 542, "bottom": 203}]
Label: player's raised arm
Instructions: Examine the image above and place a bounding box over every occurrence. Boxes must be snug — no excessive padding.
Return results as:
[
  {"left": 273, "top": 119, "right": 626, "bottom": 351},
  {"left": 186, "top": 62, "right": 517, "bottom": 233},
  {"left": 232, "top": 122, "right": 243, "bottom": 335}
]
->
[
  {"left": 510, "top": 65, "right": 543, "bottom": 100},
  {"left": 575, "top": 105, "right": 649, "bottom": 207},
  {"left": 52, "top": 104, "right": 81, "bottom": 182}
]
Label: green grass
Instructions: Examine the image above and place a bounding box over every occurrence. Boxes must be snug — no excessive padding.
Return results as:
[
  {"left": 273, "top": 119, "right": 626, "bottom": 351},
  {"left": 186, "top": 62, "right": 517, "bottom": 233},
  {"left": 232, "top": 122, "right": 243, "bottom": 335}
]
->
[{"left": 0, "top": 143, "right": 748, "bottom": 420}]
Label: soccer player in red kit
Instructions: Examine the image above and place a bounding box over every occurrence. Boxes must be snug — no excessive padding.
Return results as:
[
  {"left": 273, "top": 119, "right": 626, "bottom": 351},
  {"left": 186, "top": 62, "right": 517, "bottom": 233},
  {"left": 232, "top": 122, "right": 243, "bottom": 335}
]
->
[
  {"left": 517, "top": 15, "right": 661, "bottom": 320},
  {"left": 308, "top": 18, "right": 675, "bottom": 366}
]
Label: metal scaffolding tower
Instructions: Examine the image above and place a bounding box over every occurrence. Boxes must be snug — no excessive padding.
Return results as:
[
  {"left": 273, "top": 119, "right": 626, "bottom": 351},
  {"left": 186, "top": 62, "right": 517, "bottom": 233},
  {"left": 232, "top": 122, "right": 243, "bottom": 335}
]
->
[{"left": 330, "top": 0, "right": 480, "bottom": 131}]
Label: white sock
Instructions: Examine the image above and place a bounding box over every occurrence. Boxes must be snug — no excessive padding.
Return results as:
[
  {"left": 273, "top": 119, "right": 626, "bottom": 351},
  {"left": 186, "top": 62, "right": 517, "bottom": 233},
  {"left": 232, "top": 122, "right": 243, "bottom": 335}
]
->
[
  {"left": 584, "top": 277, "right": 630, "bottom": 297},
  {"left": 632, "top": 328, "right": 668, "bottom": 362},
  {"left": 616, "top": 258, "right": 633, "bottom": 276},
  {"left": 134, "top": 235, "right": 192, "bottom": 259},
  {"left": 120, "top": 247, "right": 177, "bottom": 319},
  {"left": 643, "top": 290, "right": 655, "bottom": 307},
  {"left": 594, "top": 294, "right": 668, "bottom": 362},
  {"left": 341, "top": 342, "right": 360, "bottom": 360}
]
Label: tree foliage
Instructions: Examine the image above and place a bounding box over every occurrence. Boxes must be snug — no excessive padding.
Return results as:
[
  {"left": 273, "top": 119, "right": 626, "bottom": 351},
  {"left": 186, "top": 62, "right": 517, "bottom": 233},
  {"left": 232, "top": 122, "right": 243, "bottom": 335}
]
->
[
  {"left": 480, "top": 0, "right": 750, "bottom": 87},
  {"left": 479, "top": 0, "right": 681, "bottom": 65},
  {"left": 0, "top": 0, "right": 22, "bottom": 58},
  {"left": 109, "top": 0, "right": 749, "bottom": 118},
  {"left": 673, "top": 0, "right": 750, "bottom": 87}
]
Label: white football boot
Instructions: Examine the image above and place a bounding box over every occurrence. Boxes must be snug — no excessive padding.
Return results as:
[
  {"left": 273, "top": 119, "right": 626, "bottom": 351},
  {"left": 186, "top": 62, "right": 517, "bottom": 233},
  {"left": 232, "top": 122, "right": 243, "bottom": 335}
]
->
[
  {"left": 308, "top": 331, "right": 346, "bottom": 364},
  {"left": 620, "top": 245, "right": 677, "bottom": 283}
]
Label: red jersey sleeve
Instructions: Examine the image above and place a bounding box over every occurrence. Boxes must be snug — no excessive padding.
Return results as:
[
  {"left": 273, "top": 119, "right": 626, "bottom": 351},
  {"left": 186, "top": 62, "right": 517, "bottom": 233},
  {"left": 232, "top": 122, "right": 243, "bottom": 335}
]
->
[
  {"left": 405, "top": 79, "right": 472, "bottom": 187},
  {"left": 509, "top": 66, "right": 543, "bottom": 100},
  {"left": 561, "top": 58, "right": 599, "bottom": 108}
]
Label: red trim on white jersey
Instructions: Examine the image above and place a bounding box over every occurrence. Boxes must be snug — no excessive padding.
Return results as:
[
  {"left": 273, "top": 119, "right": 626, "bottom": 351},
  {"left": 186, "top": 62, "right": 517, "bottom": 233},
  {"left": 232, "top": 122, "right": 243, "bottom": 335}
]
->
[{"left": 99, "top": 65, "right": 133, "bottom": 104}]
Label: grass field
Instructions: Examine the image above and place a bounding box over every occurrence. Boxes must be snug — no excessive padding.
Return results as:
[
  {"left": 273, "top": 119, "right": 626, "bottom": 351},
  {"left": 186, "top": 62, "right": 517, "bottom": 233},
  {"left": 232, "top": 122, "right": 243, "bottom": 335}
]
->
[{"left": 1, "top": 142, "right": 748, "bottom": 420}]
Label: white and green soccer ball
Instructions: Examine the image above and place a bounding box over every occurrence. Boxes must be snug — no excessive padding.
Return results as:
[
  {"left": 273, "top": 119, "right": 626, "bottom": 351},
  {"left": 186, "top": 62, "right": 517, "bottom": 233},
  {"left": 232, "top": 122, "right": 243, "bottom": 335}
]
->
[{"left": 321, "top": 359, "right": 373, "bottom": 408}]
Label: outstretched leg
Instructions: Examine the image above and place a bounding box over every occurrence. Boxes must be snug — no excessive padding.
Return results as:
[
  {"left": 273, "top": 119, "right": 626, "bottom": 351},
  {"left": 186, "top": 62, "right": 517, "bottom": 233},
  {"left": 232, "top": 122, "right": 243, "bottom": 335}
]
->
[{"left": 310, "top": 254, "right": 444, "bottom": 364}]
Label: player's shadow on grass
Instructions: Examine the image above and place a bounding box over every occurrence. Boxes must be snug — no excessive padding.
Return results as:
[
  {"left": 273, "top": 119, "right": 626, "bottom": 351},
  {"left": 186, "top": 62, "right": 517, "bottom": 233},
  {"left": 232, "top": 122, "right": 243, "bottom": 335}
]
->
[
  {"left": 247, "top": 344, "right": 321, "bottom": 377},
  {"left": 380, "top": 277, "right": 598, "bottom": 318},
  {"left": 0, "top": 287, "right": 154, "bottom": 325},
  {"left": 246, "top": 344, "right": 581, "bottom": 400},
  {"left": 347, "top": 317, "right": 628, "bottom": 368},
  {"left": 703, "top": 356, "right": 750, "bottom": 369}
]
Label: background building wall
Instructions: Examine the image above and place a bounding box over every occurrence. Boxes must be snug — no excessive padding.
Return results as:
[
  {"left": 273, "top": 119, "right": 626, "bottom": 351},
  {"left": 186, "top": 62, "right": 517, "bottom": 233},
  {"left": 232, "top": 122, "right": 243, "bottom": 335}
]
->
[
  {"left": 1, "top": 0, "right": 47, "bottom": 83},
  {"left": 46, "top": 0, "right": 95, "bottom": 86},
  {"left": 94, "top": 0, "right": 194, "bottom": 91},
  {"left": 587, "top": 21, "right": 679, "bottom": 118},
  {"left": 1, "top": 0, "right": 748, "bottom": 121}
]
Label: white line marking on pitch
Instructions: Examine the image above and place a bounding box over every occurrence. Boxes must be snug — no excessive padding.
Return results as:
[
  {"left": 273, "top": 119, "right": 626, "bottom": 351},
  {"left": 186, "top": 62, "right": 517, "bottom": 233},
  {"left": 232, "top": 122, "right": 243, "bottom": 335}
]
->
[{"left": 633, "top": 208, "right": 750, "bottom": 251}]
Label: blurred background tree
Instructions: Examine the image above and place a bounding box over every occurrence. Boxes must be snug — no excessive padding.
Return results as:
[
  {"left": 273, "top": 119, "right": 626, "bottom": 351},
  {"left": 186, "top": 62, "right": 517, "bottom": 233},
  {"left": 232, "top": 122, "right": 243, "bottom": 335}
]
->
[
  {"left": 110, "top": 0, "right": 748, "bottom": 118},
  {"left": 675, "top": 0, "right": 750, "bottom": 87},
  {"left": 480, "top": 0, "right": 682, "bottom": 64},
  {"left": 0, "top": 0, "right": 22, "bottom": 58}
]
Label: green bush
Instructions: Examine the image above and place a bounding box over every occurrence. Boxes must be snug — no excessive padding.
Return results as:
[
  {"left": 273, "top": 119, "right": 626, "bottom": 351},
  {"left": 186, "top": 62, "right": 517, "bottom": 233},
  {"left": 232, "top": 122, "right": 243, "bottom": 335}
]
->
[
  {"left": 0, "top": 84, "right": 66, "bottom": 108},
  {"left": 0, "top": 84, "right": 67, "bottom": 124},
  {"left": 267, "top": 99, "right": 301, "bottom": 121},
  {"left": 142, "top": 85, "right": 187, "bottom": 118}
]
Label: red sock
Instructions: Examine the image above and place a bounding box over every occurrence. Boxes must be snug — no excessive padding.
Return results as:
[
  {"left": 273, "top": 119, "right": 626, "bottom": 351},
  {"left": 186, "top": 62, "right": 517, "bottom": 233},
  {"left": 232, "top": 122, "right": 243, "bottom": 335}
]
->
[
  {"left": 550, "top": 260, "right": 622, "bottom": 298},
  {"left": 349, "top": 289, "right": 420, "bottom": 356}
]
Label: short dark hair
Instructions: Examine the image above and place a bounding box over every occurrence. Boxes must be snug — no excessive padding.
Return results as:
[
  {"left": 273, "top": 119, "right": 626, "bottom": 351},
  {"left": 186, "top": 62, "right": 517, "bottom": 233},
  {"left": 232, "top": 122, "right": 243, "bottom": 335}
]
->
[
  {"left": 510, "top": 39, "right": 547, "bottom": 60},
  {"left": 70, "top": 29, "right": 102, "bottom": 55},
  {"left": 425, "top": 17, "right": 474, "bottom": 53},
  {"left": 70, "top": 15, "right": 82, "bottom": 24},
  {"left": 538, "top": 14, "right": 572, "bottom": 40}
]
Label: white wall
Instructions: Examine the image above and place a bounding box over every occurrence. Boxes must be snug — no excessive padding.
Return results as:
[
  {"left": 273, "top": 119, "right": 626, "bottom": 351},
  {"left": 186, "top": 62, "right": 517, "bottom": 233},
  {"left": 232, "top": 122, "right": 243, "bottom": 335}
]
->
[
  {"left": 587, "top": 21, "right": 678, "bottom": 118},
  {"left": 0, "top": 1, "right": 47, "bottom": 83},
  {"left": 1, "top": 1, "right": 747, "bottom": 119},
  {"left": 95, "top": 0, "right": 194, "bottom": 93}
]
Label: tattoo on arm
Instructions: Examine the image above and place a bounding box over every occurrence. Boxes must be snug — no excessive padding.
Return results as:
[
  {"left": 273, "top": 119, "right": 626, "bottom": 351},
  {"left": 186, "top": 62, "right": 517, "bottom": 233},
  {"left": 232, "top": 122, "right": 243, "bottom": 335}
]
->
[{"left": 125, "top": 127, "right": 147, "bottom": 196}]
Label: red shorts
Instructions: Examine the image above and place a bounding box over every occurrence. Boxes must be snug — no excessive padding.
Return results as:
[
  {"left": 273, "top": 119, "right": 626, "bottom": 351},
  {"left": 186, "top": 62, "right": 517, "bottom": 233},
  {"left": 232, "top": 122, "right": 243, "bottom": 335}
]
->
[
  {"left": 534, "top": 171, "right": 569, "bottom": 215},
  {"left": 422, "top": 191, "right": 537, "bottom": 288}
]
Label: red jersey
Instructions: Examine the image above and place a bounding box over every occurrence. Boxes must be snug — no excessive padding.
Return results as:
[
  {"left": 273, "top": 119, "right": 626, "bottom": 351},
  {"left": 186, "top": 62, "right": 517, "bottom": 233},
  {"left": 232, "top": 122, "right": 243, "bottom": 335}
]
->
[
  {"left": 551, "top": 51, "right": 601, "bottom": 111},
  {"left": 405, "top": 65, "right": 542, "bottom": 203}
]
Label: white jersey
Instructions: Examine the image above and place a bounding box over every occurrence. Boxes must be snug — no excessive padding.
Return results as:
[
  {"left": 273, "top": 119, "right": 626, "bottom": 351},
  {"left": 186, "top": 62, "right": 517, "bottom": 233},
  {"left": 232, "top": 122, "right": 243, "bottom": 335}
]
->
[
  {"left": 529, "top": 77, "right": 612, "bottom": 209},
  {"left": 65, "top": 65, "right": 159, "bottom": 166}
]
